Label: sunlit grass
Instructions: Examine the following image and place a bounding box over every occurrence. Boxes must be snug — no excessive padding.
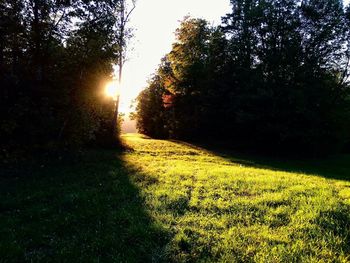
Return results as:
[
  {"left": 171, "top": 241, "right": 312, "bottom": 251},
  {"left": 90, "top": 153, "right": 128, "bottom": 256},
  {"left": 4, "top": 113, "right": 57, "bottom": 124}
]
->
[
  {"left": 1, "top": 134, "right": 349, "bottom": 262},
  {"left": 122, "top": 134, "right": 350, "bottom": 262}
]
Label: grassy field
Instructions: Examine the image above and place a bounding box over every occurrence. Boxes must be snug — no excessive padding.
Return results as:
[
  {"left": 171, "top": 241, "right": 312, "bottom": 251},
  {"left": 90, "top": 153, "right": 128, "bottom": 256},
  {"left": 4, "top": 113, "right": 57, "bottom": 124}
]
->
[{"left": 1, "top": 134, "right": 350, "bottom": 262}]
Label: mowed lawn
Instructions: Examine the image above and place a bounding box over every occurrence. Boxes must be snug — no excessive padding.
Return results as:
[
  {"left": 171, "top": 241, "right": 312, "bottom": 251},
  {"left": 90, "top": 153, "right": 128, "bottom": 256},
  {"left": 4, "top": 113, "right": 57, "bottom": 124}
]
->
[{"left": 1, "top": 134, "right": 350, "bottom": 262}]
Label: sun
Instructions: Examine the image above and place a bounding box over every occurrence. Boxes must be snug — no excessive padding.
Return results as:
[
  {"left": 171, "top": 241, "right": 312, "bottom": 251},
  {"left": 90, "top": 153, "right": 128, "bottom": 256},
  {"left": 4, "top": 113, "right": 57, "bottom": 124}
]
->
[{"left": 105, "top": 80, "right": 119, "bottom": 99}]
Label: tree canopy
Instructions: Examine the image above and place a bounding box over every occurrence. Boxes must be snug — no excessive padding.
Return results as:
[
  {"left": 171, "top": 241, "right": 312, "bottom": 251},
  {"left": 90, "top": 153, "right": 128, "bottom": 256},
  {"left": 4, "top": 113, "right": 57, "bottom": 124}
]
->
[
  {"left": 1, "top": 0, "right": 133, "bottom": 158},
  {"left": 135, "top": 0, "right": 350, "bottom": 156}
]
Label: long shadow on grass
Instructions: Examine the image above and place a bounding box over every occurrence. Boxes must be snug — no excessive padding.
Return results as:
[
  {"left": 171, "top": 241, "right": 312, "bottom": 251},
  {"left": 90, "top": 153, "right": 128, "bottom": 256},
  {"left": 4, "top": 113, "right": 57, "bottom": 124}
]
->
[
  {"left": 175, "top": 140, "right": 350, "bottom": 182},
  {"left": 0, "top": 150, "right": 169, "bottom": 262}
]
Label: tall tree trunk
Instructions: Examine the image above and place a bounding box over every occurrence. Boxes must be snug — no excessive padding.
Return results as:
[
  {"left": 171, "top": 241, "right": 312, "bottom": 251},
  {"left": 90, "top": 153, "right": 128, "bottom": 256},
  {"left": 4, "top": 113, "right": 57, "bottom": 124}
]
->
[{"left": 112, "top": 0, "right": 135, "bottom": 141}]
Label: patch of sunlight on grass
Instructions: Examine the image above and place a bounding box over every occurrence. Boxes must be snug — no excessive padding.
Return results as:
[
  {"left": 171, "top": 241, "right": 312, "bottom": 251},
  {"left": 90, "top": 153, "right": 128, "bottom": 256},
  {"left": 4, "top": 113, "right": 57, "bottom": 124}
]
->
[{"left": 121, "top": 134, "right": 350, "bottom": 262}]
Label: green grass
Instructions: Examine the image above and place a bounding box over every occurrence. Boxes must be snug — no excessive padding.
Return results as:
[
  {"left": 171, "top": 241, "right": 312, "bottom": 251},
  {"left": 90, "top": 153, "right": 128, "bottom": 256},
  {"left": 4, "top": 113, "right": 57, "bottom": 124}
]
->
[
  {"left": 0, "top": 150, "right": 167, "bottom": 262},
  {"left": 1, "top": 134, "right": 350, "bottom": 262}
]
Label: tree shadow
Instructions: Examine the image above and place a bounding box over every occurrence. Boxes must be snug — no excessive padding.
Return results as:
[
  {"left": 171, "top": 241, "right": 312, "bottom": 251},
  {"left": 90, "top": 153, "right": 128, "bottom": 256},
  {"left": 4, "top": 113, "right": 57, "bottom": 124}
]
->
[
  {"left": 0, "top": 150, "right": 169, "bottom": 262},
  {"left": 175, "top": 140, "right": 350, "bottom": 182}
]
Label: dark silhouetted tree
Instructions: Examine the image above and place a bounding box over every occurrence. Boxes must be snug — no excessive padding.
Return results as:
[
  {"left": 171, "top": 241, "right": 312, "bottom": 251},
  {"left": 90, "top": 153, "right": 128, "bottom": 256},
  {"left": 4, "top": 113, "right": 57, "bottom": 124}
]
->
[{"left": 135, "top": 0, "right": 350, "bottom": 156}]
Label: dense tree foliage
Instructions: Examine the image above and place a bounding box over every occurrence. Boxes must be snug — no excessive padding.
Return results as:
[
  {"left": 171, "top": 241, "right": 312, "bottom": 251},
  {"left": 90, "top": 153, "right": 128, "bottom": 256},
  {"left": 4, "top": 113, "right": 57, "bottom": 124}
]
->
[
  {"left": 0, "top": 0, "right": 132, "bottom": 159},
  {"left": 135, "top": 1, "right": 350, "bottom": 155}
]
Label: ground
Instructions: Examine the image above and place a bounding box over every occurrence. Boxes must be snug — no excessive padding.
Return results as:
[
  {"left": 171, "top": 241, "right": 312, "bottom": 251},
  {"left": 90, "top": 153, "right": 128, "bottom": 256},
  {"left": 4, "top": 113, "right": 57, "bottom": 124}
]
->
[{"left": 1, "top": 134, "right": 350, "bottom": 262}]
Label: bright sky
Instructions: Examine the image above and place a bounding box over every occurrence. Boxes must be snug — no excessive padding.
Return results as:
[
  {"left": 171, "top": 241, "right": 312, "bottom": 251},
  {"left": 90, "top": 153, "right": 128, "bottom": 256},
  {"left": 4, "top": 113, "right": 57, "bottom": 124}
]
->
[
  {"left": 119, "top": 0, "right": 231, "bottom": 112},
  {"left": 119, "top": 0, "right": 350, "bottom": 113}
]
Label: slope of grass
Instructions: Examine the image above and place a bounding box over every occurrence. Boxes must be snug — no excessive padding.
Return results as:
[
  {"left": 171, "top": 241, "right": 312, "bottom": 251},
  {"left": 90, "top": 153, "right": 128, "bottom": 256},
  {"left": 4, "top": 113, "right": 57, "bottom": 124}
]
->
[
  {"left": 1, "top": 134, "right": 350, "bottom": 262},
  {"left": 123, "top": 134, "right": 350, "bottom": 262}
]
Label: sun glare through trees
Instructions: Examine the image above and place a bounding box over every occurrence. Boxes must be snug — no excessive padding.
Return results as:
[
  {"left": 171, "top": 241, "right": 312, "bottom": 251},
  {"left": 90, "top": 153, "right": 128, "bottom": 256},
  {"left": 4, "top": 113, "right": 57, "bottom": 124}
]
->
[
  {"left": 1, "top": 0, "right": 350, "bottom": 262},
  {"left": 105, "top": 80, "right": 120, "bottom": 100}
]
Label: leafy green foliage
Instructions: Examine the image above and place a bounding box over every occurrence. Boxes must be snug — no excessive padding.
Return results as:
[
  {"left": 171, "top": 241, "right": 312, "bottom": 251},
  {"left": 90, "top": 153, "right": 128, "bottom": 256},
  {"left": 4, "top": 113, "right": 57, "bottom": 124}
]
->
[
  {"left": 135, "top": 74, "right": 169, "bottom": 138},
  {"left": 0, "top": 0, "right": 127, "bottom": 159},
  {"left": 135, "top": 1, "right": 350, "bottom": 155}
]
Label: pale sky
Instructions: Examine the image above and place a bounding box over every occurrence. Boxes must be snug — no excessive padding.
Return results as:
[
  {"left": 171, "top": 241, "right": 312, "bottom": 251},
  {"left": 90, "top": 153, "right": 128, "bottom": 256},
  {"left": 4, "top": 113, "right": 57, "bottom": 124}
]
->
[
  {"left": 119, "top": 0, "right": 231, "bottom": 112},
  {"left": 119, "top": 0, "right": 350, "bottom": 113}
]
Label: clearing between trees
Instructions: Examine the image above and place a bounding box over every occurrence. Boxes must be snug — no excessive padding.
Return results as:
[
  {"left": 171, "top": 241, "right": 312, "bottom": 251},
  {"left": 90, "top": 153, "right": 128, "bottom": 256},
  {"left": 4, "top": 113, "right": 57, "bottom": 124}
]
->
[{"left": 1, "top": 134, "right": 350, "bottom": 262}]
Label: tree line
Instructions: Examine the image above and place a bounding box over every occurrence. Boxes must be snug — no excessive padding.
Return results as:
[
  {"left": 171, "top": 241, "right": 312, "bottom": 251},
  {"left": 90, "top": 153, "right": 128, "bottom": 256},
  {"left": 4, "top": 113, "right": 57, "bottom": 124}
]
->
[
  {"left": 135, "top": 0, "right": 350, "bottom": 156},
  {"left": 1, "top": 0, "right": 133, "bottom": 160}
]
